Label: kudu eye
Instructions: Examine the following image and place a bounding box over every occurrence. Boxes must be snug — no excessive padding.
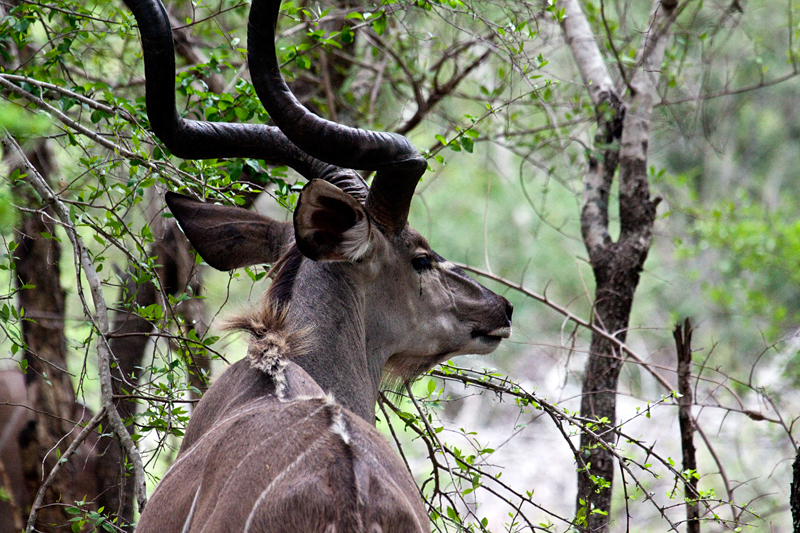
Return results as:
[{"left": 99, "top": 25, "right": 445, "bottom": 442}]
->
[{"left": 411, "top": 255, "right": 432, "bottom": 273}]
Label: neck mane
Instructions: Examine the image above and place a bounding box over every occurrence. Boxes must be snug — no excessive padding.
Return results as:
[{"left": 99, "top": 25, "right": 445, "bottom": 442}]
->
[{"left": 225, "top": 246, "right": 385, "bottom": 424}]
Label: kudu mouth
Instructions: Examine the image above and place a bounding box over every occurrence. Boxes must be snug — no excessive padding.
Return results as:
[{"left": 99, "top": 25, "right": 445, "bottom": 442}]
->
[
  {"left": 471, "top": 326, "right": 512, "bottom": 342},
  {"left": 472, "top": 296, "right": 513, "bottom": 340},
  {"left": 483, "top": 326, "right": 513, "bottom": 339}
]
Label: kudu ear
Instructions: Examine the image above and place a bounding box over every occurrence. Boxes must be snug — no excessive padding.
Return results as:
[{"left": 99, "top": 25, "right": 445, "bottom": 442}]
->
[
  {"left": 165, "top": 192, "right": 294, "bottom": 271},
  {"left": 294, "top": 180, "right": 372, "bottom": 262}
]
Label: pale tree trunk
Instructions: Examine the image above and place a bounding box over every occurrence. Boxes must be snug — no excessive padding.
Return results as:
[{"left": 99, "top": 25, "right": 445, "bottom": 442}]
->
[
  {"left": 97, "top": 16, "right": 220, "bottom": 518},
  {"left": 558, "top": 0, "right": 679, "bottom": 530},
  {"left": 0, "top": 4, "right": 106, "bottom": 528}
]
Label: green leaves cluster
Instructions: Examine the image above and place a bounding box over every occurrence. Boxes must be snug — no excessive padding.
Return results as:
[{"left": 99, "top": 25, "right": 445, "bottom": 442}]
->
[{"left": 675, "top": 187, "right": 800, "bottom": 335}]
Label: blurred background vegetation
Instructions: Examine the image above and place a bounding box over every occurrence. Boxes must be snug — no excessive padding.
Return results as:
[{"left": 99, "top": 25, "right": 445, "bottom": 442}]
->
[{"left": 0, "top": 0, "right": 798, "bottom": 531}]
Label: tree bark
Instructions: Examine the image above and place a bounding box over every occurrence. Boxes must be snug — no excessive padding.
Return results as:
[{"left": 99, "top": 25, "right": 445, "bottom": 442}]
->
[
  {"left": 559, "top": 1, "right": 678, "bottom": 530},
  {"left": 8, "top": 141, "right": 97, "bottom": 532},
  {"left": 675, "top": 319, "right": 700, "bottom": 533},
  {"left": 792, "top": 450, "right": 800, "bottom": 532}
]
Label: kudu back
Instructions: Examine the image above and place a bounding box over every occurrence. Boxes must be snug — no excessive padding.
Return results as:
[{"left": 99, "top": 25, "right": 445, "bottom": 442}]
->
[{"left": 125, "top": 0, "right": 512, "bottom": 531}]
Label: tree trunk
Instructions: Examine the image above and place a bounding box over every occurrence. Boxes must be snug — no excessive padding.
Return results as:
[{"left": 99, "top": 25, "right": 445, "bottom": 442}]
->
[
  {"left": 675, "top": 319, "right": 700, "bottom": 533},
  {"left": 558, "top": 1, "right": 677, "bottom": 530},
  {"left": 575, "top": 239, "right": 652, "bottom": 530},
  {"left": 792, "top": 450, "right": 800, "bottom": 532},
  {"left": 10, "top": 141, "right": 95, "bottom": 532}
]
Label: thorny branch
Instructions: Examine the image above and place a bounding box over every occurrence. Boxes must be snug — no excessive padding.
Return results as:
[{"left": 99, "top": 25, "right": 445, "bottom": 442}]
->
[
  {"left": 421, "top": 366, "right": 754, "bottom": 527},
  {"left": 456, "top": 261, "right": 756, "bottom": 522},
  {"left": 382, "top": 368, "right": 718, "bottom": 530}
]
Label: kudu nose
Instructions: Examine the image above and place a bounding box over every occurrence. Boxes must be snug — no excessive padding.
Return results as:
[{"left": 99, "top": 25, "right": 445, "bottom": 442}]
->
[{"left": 502, "top": 297, "right": 513, "bottom": 322}]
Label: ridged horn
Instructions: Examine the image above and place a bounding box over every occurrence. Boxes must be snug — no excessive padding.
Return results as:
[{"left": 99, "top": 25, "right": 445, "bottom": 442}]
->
[
  {"left": 247, "top": 0, "right": 427, "bottom": 233},
  {"left": 122, "top": 0, "right": 351, "bottom": 186}
]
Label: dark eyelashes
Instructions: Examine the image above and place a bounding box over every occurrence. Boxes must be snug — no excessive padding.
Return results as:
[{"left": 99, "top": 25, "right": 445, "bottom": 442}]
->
[{"left": 411, "top": 255, "right": 432, "bottom": 273}]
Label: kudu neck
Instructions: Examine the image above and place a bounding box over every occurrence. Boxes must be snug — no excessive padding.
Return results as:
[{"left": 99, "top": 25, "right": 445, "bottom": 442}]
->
[{"left": 283, "top": 261, "right": 385, "bottom": 424}]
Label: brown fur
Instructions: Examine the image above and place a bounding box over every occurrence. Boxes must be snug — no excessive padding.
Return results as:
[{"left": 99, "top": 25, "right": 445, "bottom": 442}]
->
[
  {"left": 222, "top": 246, "right": 302, "bottom": 335},
  {"left": 137, "top": 358, "right": 429, "bottom": 533},
  {"left": 223, "top": 246, "right": 311, "bottom": 370}
]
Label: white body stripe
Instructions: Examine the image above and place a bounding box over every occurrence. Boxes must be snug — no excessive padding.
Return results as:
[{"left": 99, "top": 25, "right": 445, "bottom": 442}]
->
[
  {"left": 181, "top": 483, "right": 202, "bottom": 533},
  {"left": 243, "top": 432, "right": 329, "bottom": 533},
  {"left": 198, "top": 401, "right": 331, "bottom": 533}
]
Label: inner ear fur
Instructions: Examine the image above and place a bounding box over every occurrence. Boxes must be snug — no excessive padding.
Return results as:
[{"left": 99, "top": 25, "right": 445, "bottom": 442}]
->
[
  {"left": 165, "top": 192, "right": 294, "bottom": 271},
  {"left": 294, "top": 180, "right": 372, "bottom": 262}
]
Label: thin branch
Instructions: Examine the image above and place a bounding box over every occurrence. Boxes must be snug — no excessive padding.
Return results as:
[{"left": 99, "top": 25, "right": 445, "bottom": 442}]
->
[
  {"left": 456, "top": 262, "right": 746, "bottom": 519},
  {"left": 0, "top": 76, "right": 154, "bottom": 167},
  {"left": 0, "top": 74, "right": 135, "bottom": 121},
  {"left": 454, "top": 262, "right": 675, "bottom": 391},
  {"left": 171, "top": 1, "right": 248, "bottom": 30},
  {"left": 424, "top": 368, "right": 683, "bottom": 529},
  {"left": 599, "top": 0, "right": 629, "bottom": 89},
  {"left": 397, "top": 48, "right": 492, "bottom": 136},
  {"left": 658, "top": 69, "right": 800, "bottom": 106}
]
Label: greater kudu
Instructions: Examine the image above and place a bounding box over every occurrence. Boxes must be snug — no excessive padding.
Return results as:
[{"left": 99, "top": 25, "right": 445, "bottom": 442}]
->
[{"left": 124, "top": 0, "right": 513, "bottom": 530}]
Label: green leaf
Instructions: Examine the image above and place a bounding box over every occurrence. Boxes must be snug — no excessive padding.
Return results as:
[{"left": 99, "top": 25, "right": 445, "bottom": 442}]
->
[
  {"left": 372, "top": 13, "right": 386, "bottom": 35},
  {"left": 341, "top": 24, "right": 354, "bottom": 44}
]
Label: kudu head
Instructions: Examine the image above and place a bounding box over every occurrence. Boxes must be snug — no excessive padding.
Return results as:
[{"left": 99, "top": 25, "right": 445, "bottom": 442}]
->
[{"left": 127, "top": 0, "right": 512, "bottom": 422}]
